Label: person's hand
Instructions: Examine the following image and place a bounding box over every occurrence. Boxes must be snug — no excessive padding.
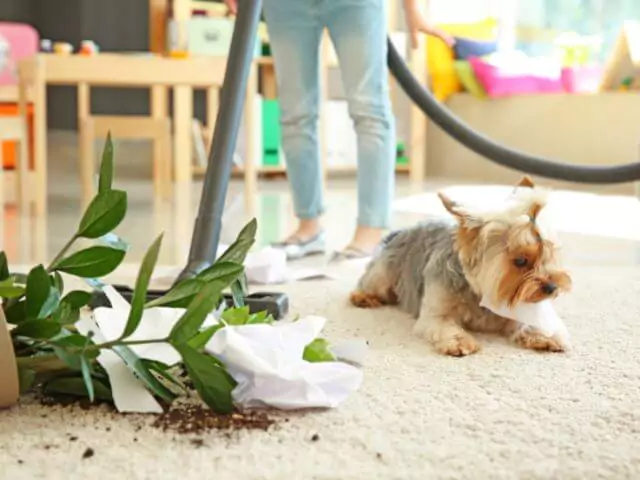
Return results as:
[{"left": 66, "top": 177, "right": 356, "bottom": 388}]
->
[
  {"left": 402, "top": 0, "right": 456, "bottom": 49},
  {"left": 224, "top": 0, "right": 237, "bottom": 15}
]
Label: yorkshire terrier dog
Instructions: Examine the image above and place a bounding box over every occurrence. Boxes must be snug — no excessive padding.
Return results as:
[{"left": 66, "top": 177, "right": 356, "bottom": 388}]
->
[{"left": 350, "top": 177, "right": 572, "bottom": 356}]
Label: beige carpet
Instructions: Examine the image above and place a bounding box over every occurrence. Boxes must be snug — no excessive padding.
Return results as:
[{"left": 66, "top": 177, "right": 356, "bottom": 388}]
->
[{"left": 1, "top": 263, "right": 640, "bottom": 480}]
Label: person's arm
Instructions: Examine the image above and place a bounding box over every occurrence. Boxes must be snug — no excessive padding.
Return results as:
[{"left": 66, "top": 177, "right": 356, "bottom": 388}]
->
[{"left": 402, "top": 0, "right": 455, "bottom": 49}]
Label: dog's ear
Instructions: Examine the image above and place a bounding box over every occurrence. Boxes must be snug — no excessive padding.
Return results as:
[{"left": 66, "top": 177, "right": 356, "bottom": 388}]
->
[
  {"left": 516, "top": 176, "right": 535, "bottom": 189},
  {"left": 438, "top": 192, "right": 468, "bottom": 222},
  {"left": 528, "top": 202, "right": 544, "bottom": 221}
]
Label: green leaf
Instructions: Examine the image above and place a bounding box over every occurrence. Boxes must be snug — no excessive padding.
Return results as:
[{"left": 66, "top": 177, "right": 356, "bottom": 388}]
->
[
  {"left": 25, "top": 265, "right": 50, "bottom": 319},
  {"left": 230, "top": 280, "right": 245, "bottom": 307},
  {"left": 247, "top": 310, "right": 274, "bottom": 325},
  {"left": 121, "top": 234, "right": 163, "bottom": 340},
  {"left": 80, "top": 355, "right": 95, "bottom": 402},
  {"left": 44, "top": 377, "right": 112, "bottom": 401},
  {"left": 52, "top": 246, "right": 126, "bottom": 278},
  {"left": 0, "top": 252, "right": 9, "bottom": 281},
  {"left": 0, "top": 284, "right": 25, "bottom": 299},
  {"left": 221, "top": 306, "right": 251, "bottom": 326},
  {"left": 76, "top": 190, "right": 127, "bottom": 239},
  {"left": 17, "top": 368, "right": 36, "bottom": 394},
  {"left": 145, "top": 278, "right": 205, "bottom": 309},
  {"left": 38, "top": 287, "right": 61, "bottom": 319},
  {"left": 187, "top": 324, "right": 222, "bottom": 350},
  {"left": 112, "top": 345, "right": 176, "bottom": 402},
  {"left": 51, "top": 301, "right": 78, "bottom": 326},
  {"left": 11, "top": 319, "right": 62, "bottom": 339},
  {"left": 146, "top": 263, "right": 242, "bottom": 310},
  {"left": 99, "top": 132, "right": 114, "bottom": 193},
  {"left": 195, "top": 261, "right": 244, "bottom": 283},
  {"left": 62, "top": 290, "right": 92, "bottom": 309},
  {"left": 303, "top": 338, "right": 336, "bottom": 363},
  {"left": 51, "top": 272, "right": 64, "bottom": 295},
  {"left": 169, "top": 280, "right": 227, "bottom": 345},
  {"left": 4, "top": 300, "right": 26, "bottom": 324},
  {"left": 216, "top": 218, "right": 257, "bottom": 265},
  {"left": 142, "top": 359, "right": 187, "bottom": 393},
  {"left": 175, "top": 343, "right": 235, "bottom": 414}
]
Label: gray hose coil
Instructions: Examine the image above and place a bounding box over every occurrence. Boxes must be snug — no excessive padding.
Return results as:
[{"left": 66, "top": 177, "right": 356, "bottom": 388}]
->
[{"left": 386, "top": 38, "right": 640, "bottom": 184}]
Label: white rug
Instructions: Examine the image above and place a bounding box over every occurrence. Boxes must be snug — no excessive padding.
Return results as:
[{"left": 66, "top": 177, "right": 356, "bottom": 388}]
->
[
  {"left": 393, "top": 186, "right": 640, "bottom": 242},
  {"left": 1, "top": 263, "right": 640, "bottom": 479}
]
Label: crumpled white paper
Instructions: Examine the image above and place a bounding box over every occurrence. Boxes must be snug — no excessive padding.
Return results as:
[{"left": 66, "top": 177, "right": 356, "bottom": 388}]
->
[
  {"left": 480, "top": 294, "right": 570, "bottom": 340},
  {"left": 240, "top": 245, "right": 338, "bottom": 285},
  {"left": 75, "top": 286, "right": 219, "bottom": 414},
  {"left": 205, "top": 316, "right": 364, "bottom": 410},
  {"left": 74, "top": 287, "right": 365, "bottom": 413},
  {"left": 149, "top": 244, "right": 337, "bottom": 289}
]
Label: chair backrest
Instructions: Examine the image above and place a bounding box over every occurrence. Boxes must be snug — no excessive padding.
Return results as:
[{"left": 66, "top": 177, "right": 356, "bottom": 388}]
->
[{"left": 0, "top": 22, "right": 39, "bottom": 86}]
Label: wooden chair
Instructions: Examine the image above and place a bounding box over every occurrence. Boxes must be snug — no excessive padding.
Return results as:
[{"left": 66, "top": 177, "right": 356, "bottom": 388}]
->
[
  {"left": 0, "top": 116, "right": 29, "bottom": 210},
  {"left": 77, "top": 83, "right": 173, "bottom": 202},
  {"left": 1, "top": 22, "right": 41, "bottom": 215}
]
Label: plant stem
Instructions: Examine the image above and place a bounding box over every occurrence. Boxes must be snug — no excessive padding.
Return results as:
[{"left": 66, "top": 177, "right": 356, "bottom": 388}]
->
[
  {"left": 47, "top": 235, "right": 78, "bottom": 272},
  {"left": 90, "top": 337, "right": 170, "bottom": 351}
]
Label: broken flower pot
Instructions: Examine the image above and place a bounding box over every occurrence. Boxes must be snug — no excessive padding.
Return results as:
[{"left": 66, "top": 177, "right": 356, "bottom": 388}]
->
[{"left": 0, "top": 308, "right": 19, "bottom": 408}]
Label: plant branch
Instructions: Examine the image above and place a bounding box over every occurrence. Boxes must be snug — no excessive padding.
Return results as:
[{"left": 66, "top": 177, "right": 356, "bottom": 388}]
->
[
  {"left": 47, "top": 235, "right": 78, "bottom": 272},
  {"left": 90, "top": 337, "right": 170, "bottom": 351}
]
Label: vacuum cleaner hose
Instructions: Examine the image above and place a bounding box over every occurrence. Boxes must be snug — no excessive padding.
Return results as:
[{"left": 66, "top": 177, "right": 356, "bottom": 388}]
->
[{"left": 386, "top": 38, "right": 640, "bottom": 184}]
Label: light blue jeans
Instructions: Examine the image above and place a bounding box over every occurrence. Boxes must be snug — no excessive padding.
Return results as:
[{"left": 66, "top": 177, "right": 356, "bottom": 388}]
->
[{"left": 262, "top": 0, "right": 395, "bottom": 229}]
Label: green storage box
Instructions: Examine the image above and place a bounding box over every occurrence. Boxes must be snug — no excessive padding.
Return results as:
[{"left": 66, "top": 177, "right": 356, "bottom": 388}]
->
[{"left": 262, "top": 99, "right": 281, "bottom": 167}]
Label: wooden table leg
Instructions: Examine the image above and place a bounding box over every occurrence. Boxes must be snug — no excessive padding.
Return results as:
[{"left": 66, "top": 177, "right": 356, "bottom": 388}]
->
[
  {"left": 32, "top": 59, "right": 48, "bottom": 218},
  {"left": 151, "top": 85, "right": 170, "bottom": 199},
  {"left": 77, "top": 82, "right": 94, "bottom": 206},
  {"left": 17, "top": 80, "right": 29, "bottom": 212},
  {"left": 173, "top": 85, "right": 193, "bottom": 184}
]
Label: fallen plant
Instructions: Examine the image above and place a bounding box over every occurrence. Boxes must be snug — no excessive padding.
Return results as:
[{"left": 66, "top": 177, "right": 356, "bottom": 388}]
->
[{"left": 1, "top": 133, "right": 336, "bottom": 414}]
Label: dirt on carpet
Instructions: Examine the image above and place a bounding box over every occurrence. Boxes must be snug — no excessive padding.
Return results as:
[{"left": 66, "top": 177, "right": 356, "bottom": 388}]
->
[
  {"left": 37, "top": 393, "right": 276, "bottom": 436},
  {"left": 151, "top": 404, "right": 275, "bottom": 435}
]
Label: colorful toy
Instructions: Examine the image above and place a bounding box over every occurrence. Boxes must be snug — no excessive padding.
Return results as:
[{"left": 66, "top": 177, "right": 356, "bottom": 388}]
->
[
  {"left": 79, "top": 40, "right": 99, "bottom": 55},
  {"left": 53, "top": 42, "right": 73, "bottom": 55}
]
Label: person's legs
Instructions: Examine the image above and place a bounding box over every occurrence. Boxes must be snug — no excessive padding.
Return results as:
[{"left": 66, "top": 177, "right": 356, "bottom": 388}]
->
[
  {"left": 262, "top": 0, "right": 326, "bottom": 256},
  {"left": 323, "top": 0, "right": 395, "bottom": 254}
]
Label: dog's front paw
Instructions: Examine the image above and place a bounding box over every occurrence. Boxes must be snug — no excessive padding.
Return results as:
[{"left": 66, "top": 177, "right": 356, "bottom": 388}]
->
[
  {"left": 513, "top": 331, "right": 566, "bottom": 352},
  {"left": 349, "top": 291, "right": 384, "bottom": 308},
  {"left": 434, "top": 333, "right": 481, "bottom": 357}
]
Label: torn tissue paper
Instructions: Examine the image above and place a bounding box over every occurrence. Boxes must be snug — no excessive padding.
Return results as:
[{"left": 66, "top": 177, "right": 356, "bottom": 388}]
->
[
  {"left": 205, "top": 315, "right": 364, "bottom": 410},
  {"left": 480, "top": 294, "right": 570, "bottom": 340},
  {"left": 75, "top": 286, "right": 220, "bottom": 414}
]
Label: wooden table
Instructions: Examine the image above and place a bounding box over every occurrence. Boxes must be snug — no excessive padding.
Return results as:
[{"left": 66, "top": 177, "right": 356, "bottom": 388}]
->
[{"left": 17, "top": 53, "right": 258, "bottom": 215}]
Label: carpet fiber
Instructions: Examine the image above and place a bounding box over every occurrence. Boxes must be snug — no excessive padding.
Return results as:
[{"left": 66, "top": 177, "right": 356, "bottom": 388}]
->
[{"left": 1, "top": 263, "right": 640, "bottom": 480}]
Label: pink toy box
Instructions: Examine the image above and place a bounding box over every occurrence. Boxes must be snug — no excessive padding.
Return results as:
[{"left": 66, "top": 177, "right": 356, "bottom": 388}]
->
[
  {"left": 469, "top": 54, "right": 564, "bottom": 98},
  {"left": 0, "top": 22, "right": 39, "bottom": 86},
  {"left": 560, "top": 65, "right": 603, "bottom": 93}
]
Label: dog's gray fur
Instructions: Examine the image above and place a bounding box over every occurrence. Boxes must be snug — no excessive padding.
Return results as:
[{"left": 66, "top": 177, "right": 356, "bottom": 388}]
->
[{"left": 362, "top": 219, "right": 475, "bottom": 318}]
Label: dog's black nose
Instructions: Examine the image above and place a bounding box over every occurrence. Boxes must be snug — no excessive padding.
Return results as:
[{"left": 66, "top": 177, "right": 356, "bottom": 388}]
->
[{"left": 542, "top": 282, "right": 557, "bottom": 294}]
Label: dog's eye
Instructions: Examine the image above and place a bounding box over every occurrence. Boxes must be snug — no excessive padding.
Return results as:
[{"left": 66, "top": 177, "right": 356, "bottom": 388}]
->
[{"left": 513, "top": 257, "right": 528, "bottom": 268}]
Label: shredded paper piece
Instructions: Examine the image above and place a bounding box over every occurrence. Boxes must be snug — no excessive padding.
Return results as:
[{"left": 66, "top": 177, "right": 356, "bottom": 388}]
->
[
  {"left": 75, "top": 286, "right": 218, "bottom": 414},
  {"left": 480, "top": 295, "right": 570, "bottom": 342}
]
